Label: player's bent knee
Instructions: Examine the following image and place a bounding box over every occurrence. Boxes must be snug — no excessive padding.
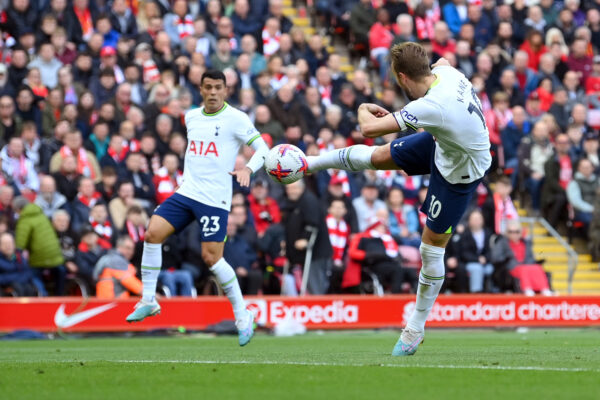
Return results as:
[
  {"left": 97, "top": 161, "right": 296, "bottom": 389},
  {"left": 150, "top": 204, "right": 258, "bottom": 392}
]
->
[{"left": 421, "top": 226, "right": 451, "bottom": 248}]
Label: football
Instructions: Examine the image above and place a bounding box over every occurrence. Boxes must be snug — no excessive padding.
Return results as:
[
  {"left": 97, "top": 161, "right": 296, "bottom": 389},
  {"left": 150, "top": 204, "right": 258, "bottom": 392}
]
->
[{"left": 264, "top": 144, "right": 308, "bottom": 184}]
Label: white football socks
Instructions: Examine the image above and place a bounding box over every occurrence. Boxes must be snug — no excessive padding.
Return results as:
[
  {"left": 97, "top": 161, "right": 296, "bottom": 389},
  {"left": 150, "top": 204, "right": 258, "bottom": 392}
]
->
[
  {"left": 307, "top": 145, "right": 376, "bottom": 172},
  {"left": 210, "top": 258, "right": 247, "bottom": 322},
  {"left": 406, "top": 243, "right": 446, "bottom": 332},
  {"left": 141, "top": 242, "right": 162, "bottom": 302}
]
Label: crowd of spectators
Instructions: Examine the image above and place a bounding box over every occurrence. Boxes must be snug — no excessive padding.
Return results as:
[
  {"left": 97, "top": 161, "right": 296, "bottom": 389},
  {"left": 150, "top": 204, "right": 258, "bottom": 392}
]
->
[{"left": 0, "top": 0, "right": 599, "bottom": 298}]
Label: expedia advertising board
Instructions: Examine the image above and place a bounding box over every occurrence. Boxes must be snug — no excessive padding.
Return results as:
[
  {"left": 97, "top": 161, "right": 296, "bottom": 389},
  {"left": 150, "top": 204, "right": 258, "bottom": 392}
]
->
[{"left": 1, "top": 295, "right": 600, "bottom": 332}]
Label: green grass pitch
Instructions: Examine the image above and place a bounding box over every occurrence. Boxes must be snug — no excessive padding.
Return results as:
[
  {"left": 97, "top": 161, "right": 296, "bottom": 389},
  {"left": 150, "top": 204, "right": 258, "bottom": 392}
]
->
[{"left": 1, "top": 329, "right": 599, "bottom": 400}]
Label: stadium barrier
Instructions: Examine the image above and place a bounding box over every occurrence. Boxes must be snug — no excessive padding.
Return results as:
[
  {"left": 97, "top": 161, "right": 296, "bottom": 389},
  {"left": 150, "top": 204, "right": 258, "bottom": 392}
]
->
[{"left": 1, "top": 295, "right": 600, "bottom": 332}]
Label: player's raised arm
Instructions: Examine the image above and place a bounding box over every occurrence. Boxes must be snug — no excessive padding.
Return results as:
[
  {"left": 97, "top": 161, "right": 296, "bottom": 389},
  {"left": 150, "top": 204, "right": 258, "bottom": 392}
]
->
[{"left": 358, "top": 103, "right": 400, "bottom": 138}]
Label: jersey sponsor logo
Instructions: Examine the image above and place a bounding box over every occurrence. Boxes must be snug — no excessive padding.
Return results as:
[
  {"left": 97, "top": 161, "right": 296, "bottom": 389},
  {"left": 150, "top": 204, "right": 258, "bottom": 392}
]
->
[
  {"left": 400, "top": 109, "right": 418, "bottom": 125},
  {"left": 188, "top": 140, "right": 219, "bottom": 157}
]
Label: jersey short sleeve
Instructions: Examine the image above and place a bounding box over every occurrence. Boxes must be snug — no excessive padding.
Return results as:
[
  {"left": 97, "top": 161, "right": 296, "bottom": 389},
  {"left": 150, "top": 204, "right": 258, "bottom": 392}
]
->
[
  {"left": 234, "top": 111, "right": 262, "bottom": 145},
  {"left": 393, "top": 97, "right": 444, "bottom": 132}
]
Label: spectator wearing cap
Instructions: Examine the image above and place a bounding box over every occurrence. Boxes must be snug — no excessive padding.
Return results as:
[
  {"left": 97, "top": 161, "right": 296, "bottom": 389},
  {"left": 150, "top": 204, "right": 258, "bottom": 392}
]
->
[
  {"left": 248, "top": 178, "right": 281, "bottom": 237},
  {"left": 352, "top": 182, "right": 386, "bottom": 232},
  {"left": 567, "top": 158, "right": 599, "bottom": 231},
  {"left": 99, "top": 45, "right": 125, "bottom": 84}
]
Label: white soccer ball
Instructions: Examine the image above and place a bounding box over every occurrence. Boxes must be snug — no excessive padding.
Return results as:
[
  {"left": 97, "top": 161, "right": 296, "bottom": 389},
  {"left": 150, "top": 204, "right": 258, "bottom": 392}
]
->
[{"left": 264, "top": 144, "right": 308, "bottom": 184}]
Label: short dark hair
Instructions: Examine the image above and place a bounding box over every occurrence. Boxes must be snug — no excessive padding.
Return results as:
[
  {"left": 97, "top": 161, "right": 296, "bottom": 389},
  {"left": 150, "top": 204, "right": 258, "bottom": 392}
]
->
[
  {"left": 201, "top": 70, "right": 226, "bottom": 85},
  {"left": 390, "top": 42, "right": 431, "bottom": 80}
]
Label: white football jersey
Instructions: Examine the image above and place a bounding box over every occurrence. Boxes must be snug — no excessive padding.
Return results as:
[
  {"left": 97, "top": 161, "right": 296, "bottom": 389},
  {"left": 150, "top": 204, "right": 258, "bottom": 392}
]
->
[
  {"left": 393, "top": 65, "right": 492, "bottom": 184},
  {"left": 177, "top": 103, "right": 261, "bottom": 210}
]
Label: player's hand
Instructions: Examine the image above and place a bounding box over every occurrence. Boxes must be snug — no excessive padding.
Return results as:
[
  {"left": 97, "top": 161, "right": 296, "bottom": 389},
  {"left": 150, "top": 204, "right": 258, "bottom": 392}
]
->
[
  {"left": 230, "top": 166, "right": 253, "bottom": 187},
  {"left": 360, "top": 103, "right": 390, "bottom": 118},
  {"left": 431, "top": 58, "right": 451, "bottom": 68}
]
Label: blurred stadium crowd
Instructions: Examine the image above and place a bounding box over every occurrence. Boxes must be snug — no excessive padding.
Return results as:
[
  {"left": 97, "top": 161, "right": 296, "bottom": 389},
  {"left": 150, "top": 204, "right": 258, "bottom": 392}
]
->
[{"left": 0, "top": 0, "right": 598, "bottom": 298}]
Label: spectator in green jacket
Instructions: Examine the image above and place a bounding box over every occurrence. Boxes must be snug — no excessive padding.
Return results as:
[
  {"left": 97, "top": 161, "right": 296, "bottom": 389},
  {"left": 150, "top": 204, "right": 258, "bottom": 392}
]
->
[{"left": 13, "top": 196, "right": 65, "bottom": 295}]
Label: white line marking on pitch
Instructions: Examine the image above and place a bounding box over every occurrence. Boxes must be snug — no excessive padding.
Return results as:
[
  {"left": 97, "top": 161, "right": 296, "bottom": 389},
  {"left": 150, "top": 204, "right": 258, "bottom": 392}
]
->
[{"left": 8, "top": 359, "right": 599, "bottom": 373}]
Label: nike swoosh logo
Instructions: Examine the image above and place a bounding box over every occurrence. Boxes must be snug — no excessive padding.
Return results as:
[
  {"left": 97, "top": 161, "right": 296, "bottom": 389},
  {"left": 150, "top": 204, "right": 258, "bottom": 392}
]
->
[
  {"left": 54, "top": 303, "right": 117, "bottom": 328},
  {"left": 204, "top": 232, "right": 216, "bottom": 237}
]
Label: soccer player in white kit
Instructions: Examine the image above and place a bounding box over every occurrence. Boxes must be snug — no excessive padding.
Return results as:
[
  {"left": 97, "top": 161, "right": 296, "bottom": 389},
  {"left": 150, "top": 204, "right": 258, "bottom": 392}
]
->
[
  {"left": 307, "top": 43, "right": 491, "bottom": 355},
  {"left": 126, "top": 70, "right": 269, "bottom": 346}
]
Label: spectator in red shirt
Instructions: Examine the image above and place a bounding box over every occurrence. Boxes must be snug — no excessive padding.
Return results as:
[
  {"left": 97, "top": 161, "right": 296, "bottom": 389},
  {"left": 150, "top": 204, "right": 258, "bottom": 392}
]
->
[
  {"left": 247, "top": 178, "right": 280, "bottom": 237},
  {"left": 153, "top": 153, "right": 182, "bottom": 205},
  {"left": 368, "top": 8, "right": 398, "bottom": 85},
  {"left": 431, "top": 21, "right": 456, "bottom": 60}
]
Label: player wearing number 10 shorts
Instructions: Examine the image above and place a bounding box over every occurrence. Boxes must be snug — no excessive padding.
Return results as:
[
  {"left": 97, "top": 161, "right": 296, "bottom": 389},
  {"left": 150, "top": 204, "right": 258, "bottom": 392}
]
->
[
  {"left": 126, "top": 70, "right": 269, "bottom": 347},
  {"left": 306, "top": 42, "right": 492, "bottom": 355}
]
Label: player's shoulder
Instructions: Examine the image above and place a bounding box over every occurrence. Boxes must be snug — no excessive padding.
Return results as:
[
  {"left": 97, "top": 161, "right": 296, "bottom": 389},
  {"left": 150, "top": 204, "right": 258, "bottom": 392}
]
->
[
  {"left": 184, "top": 107, "right": 205, "bottom": 122},
  {"left": 432, "top": 65, "right": 464, "bottom": 79},
  {"left": 224, "top": 103, "right": 250, "bottom": 118}
]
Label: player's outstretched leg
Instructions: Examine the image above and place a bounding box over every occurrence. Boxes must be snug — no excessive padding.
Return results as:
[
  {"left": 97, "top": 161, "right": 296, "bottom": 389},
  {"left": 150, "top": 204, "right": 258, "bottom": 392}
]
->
[
  {"left": 306, "top": 145, "right": 377, "bottom": 172},
  {"left": 392, "top": 237, "right": 446, "bottom": 356},
  {"left": 127, "top": 216, "right": 174, "bottom": 323},
  {"left": 206, "top": 248, "right": 255, "bottom": 346}
]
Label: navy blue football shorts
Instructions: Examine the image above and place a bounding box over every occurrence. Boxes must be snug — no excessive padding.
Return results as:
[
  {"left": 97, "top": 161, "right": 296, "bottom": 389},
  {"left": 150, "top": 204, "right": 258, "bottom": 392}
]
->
[
  {"left": 390, "top": 132, "right": 483, "bottom": 234},
  {"left": 154, "top": 193, "right": 228, "bottom": 241}
]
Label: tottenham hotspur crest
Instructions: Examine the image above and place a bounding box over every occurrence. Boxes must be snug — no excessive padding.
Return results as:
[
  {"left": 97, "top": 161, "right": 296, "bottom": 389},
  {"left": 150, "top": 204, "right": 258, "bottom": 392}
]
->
[{"left": 215, "top": 126, "right": 220, "bottom": 136}]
